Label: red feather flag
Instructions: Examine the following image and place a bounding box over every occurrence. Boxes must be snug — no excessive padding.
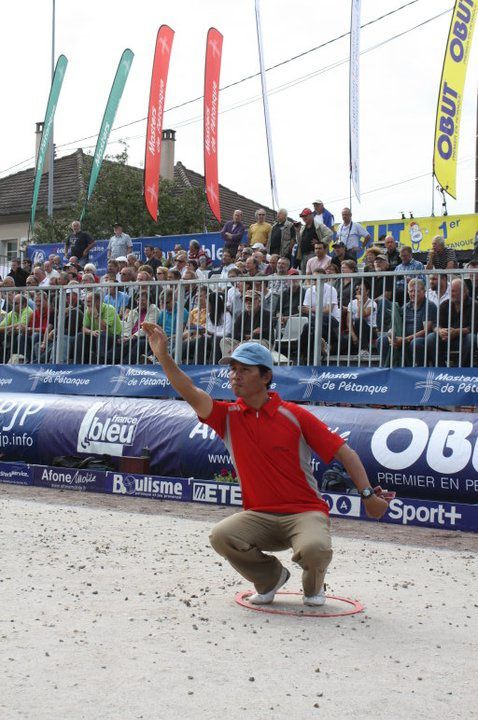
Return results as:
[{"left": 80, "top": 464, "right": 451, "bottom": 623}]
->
[
  {"left": 204, "top": 28, "right": 223, "bottom": 224},
  {"left": 144, "top": 25, "right": 175, "bottom": 221}
]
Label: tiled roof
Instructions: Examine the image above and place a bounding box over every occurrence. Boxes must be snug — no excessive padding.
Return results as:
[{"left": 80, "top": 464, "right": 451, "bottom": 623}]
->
[
  {"left": 0, "top": 150, "right": 277, "bottom": 227},
  {"left": 0, "top": 150, "right": 84, "bottom": 217},
  {"left": 173, "top": 161, "right": 277, "bottom": 226}
]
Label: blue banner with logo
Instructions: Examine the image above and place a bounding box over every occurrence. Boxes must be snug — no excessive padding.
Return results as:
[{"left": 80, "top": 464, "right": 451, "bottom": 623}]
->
[
  {"left": 2, "top": 364, "right": 478, "bottom": 408},
  {"left": 27, "top": 232, "right": 222, "bottom": 276},
  {"left": 32, "top": 464, "right": 106, "bottom": 493},
  {"left": 1, "top": 393, "right": 478, "bottom": 505},
  {"left": 0, "top": 461, "right": 33, "bottom": 486},
  {"left": 0, "top": 459, "right": 476, "bottom": 532}
]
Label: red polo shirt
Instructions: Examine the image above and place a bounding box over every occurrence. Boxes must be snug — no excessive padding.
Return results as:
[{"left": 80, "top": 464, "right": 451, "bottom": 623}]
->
[{"left": 200, "top": 392, "right": 344, "bottom": 515}]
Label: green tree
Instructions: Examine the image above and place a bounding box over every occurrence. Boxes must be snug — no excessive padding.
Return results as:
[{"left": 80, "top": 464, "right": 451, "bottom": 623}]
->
[{"left": 33, "top": 144, "right": 207, "bottom": 244}]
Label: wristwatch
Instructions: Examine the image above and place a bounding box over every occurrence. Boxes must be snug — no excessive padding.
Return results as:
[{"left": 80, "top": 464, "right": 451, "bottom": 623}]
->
[{"left": 360, "top": 486, "right": 375, "bottom": 500}]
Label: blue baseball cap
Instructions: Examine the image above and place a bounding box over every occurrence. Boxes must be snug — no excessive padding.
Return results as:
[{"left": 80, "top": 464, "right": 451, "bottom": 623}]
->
[{"left": 219, "top": 342, "right": 273, "bottom": 371}]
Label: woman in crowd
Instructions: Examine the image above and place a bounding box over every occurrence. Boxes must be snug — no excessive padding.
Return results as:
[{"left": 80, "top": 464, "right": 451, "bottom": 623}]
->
[
  {"left": 225, "top": 268, "right": 244, "bottom": 319},
  {"left": 195, "top": 255, "right": 211, "bottom": 281},
  {"left": 362, "top": 246, "right": 382, "bottom": 273},
  {"left": 182, "top": 269, "right": 199, "bottom": 312},
  {"left": 107, "top": 286, "right": 160, "bottom": 364},
  {"left": 182, "top": 286, "right": 208, "bottom": 363},
  {"left": 14, "top": 291, "right": 53, "bottom": 362},
  {"left": 344, "top": 279, "right": 377, "bottom": 357},
  {"left": 334, "top": 259, "right": 358, "bottom": 310},
  {"left": 193, "top": 292, "right": 232, "bottom": 364}
]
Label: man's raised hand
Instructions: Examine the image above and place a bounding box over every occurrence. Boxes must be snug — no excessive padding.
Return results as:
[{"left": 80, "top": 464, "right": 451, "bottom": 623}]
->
[{"left": 142, "top": 322, "right": 169, "bottom": 362}]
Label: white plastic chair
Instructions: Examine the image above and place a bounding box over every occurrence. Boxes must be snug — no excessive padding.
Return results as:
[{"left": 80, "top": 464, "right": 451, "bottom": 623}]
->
[{"left": 274, "top": 316, "right": 309, "bottom": 361}]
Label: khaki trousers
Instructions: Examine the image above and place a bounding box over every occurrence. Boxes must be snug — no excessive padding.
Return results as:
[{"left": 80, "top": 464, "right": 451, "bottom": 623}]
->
[{"left": 209, "top": 510, "right": 332, "bottom": 596}]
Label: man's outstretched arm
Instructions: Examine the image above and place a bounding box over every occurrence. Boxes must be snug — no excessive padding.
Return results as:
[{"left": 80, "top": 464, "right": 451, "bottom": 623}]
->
[
  {"left": 142, "top": 322, "right": 213, "bottom": 419},
  {"left": 334, "top": 443, "right": 390, "bottom": 519}
]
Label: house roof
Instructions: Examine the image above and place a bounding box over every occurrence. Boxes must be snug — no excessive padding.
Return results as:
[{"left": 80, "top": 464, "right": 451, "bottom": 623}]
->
[
  {"left": 0, "top": 149, "right": 277, "bottom": 226},
  {"left": 0, "top": 150, "right": 84, "bottom": 217}
]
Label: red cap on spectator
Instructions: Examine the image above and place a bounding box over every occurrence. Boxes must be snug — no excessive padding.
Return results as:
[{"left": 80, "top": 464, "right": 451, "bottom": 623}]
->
[
  {"left": 299, "top": 208, "right": 313, "bottom": 217},
  {"left": 287, "top": 268, "right": 299, "bottom": 275}
]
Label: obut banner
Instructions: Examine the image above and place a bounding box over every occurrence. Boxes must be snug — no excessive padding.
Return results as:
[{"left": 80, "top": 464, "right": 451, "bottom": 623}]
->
[
  {"left": 358, "top": 213, "right": 477, "bottom": 254},
  {"left": 433, "top": 0, "right": 477, "bottom": 198},
  {"left": 0, "top": 394, "right": 478, "bottom": 504}
]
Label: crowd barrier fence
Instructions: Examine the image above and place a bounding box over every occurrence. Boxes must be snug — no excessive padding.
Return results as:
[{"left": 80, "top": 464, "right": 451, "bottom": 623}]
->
[{"left": 0, "top": 268, "right": 476, "bottom": 370}]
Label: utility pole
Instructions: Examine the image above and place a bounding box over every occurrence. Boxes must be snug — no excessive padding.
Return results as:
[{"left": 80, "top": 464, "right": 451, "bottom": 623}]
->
[{"left": 475, "top": 87, "right": 478, "bottom": 213}]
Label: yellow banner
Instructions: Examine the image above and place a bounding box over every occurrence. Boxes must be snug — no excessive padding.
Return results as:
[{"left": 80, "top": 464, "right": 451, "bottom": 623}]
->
[
  {"left": 359, "top": 213, "right": 477, "bottom": 253},
  {"left": 433, "top": 0, "right": 477, "bottom": 198}
]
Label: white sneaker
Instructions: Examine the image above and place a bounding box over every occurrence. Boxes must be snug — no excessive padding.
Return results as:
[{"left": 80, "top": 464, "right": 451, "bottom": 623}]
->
[
  {"left": 248, "top": 567, "right": 290, "bottom": 605},
  {"left": 303, "top": 585, "right": 327, "bottom": 606}
]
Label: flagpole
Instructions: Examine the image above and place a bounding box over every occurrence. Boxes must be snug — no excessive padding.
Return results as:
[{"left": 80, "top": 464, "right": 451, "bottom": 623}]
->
[
  {"left": 47, "top": 0, "right": 55, "bottom": 219},
  {"left": 431, "top": 172, "right": 435, "bottom": 216},
  {"left": 349, "top": 0, "right": 361, "bottom": 208},
  {"left": 255, "top": 0, "right": 279, "bottom": 210}
]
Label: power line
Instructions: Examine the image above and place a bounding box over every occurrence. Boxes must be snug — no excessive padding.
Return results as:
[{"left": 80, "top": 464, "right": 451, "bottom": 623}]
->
[
  {"left": 322, "top": 156, "right": 475, "bottom": 206},
  {"left": 1, "top": 0, "right": 427, "bottom": 173},
  {"left": 57, "top": 5, "right": 452, "bottom": 150},
  {"left": 0, "top": 1, "right": 451, "bottom": 181},
  {"left": 169, "top": 6, "right": 452, "bottom": 131}
]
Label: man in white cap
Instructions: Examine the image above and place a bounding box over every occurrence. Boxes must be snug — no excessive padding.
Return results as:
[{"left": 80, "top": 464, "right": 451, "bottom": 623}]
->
[
  {"left": 141, "top": 328, "right": 391, "bottom": 606},
  {"left": 312, "top": 200, "right": 335, "bottom": 229}
]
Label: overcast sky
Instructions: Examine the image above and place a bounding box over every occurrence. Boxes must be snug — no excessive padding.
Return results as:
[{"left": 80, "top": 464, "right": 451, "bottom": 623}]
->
[{"left": 1, "top": 0, "right": 476, "bottom": 223}]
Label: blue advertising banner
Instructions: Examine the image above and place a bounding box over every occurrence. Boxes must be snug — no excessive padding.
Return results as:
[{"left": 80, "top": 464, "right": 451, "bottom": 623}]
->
[
  {"left": 0, "top": 460, "right": 476, "bottom": 532},
  {"left": 32, "top": 464, "right": 106, "bottom": 493},
  {"left": 0, "top": 393, "right": 478, "bottom": 505},
  {"left": 2, "top": 364, "right": 478, "bottom": 408},
  {"left": 105, "top": 471, "right": 191, "bottom": 502},
  {"left": 189, "top": 479, "right": 478, "bottom": 533},
  {"left": 0, "top": 461, "right": 33, "bottom": 486},
  {"left": 28, "top": 232, "right": 223, "bottom": 276}
]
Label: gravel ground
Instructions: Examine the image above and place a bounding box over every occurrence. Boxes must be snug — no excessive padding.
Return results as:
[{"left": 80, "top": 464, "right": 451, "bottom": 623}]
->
[{"left": 1, "top": 484, "right": 476, "bottom": 720}]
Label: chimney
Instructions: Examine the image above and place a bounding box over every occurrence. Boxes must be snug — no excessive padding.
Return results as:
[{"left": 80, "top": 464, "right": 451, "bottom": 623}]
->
[
  {"left": 160, "top": 129, "right": 176, "bottom": 181},
  {"left": 35, "top": 121, "right": 51, "bottom": 174}
]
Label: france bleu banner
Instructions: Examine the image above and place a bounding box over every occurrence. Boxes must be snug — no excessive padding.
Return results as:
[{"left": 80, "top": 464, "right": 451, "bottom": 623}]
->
[
  {"left": 82, "top": 49, "right": 134, "bottom": 218},
  {"left": 0, "top": 392, "right": 477, "bottom": 505},
  {"left": 433, "top": 0, "right": 477, "bottom": 198},
  {"left": 30, "top": 55, "right": 68, "bottom": 229}
]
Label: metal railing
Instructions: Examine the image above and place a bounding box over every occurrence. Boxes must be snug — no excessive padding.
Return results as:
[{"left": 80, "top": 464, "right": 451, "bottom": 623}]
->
[{"left": 0, "top": 268, "right": 476, "bottom": 368}]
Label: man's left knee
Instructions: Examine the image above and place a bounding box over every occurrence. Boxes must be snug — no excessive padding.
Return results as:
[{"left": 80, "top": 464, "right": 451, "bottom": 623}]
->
[{"left": 293, "top": 541, "right": 332, "bottom": 568}]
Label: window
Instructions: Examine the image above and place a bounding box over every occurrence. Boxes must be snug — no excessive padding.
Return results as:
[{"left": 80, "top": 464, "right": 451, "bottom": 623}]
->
[{"left": 6, "top": 239, "right": 19, "bottom": 260}]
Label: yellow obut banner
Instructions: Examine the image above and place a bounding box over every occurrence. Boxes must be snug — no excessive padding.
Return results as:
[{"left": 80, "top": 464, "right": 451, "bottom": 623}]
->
[
  {"left": 356, "top": 213, "right": 477, "bottom": 254},
  {"left": 433, "top": 0, "right": 477, "bottom": 199}
]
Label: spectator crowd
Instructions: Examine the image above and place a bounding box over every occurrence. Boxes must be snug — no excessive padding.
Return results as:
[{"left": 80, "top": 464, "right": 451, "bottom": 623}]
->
[{"left": 1, "top": 209, "right": 477, "bottom": 368}]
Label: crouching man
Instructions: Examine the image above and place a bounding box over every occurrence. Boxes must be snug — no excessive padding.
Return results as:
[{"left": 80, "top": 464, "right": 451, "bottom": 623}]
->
[{"left": 142, "top": 324, "right": 391, "bottom": 606}]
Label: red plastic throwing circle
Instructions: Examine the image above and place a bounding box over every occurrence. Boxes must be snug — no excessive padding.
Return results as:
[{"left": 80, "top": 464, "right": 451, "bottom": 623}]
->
[{"left": 234, "top": 590, "right": 364, "bottom": 618}]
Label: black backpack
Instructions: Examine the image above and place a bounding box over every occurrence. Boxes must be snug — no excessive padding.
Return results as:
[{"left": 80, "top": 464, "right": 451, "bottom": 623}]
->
[
  {"left": 52, "top": 454, "right": 115, "bottom": 471},
  {"left": 320, "top": 463, "right": 358, "bottom": 495}
]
